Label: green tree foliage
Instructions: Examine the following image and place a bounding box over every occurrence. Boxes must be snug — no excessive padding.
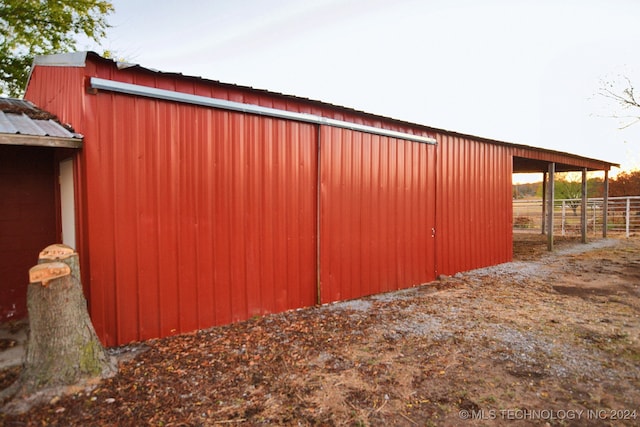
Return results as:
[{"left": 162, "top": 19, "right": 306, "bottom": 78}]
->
[
  {"left": 554, "top": 178, "right": 582, "bottom": 200},
  {"left": 0, "top": 0, "right": 113, "bottom": 97},
  {"left": 524, "top": 175, "right": 605, "bottom": 200},
  {"left": 553, "top": 177, "right": 583, "bottom": 214},
  {"left": 610, "top": 170, "right": 640, "bottom": 196},
  {"left": 586, "top": 177, "right": 604, "bottom": 198},
  {"left": 555, "top": 177, "right": 604, "bottom": 198},
  {"left": 513, "top": 171, "right": 640, "bottom": 200}
]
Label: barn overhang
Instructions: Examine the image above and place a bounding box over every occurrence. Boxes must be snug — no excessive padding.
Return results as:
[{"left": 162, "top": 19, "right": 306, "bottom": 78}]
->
[
  {"left": 509, "top": 143, "right": 618, "bottom": 251},
  {"left": 511, "top": 148, "right": 618, "bottom": 173},
  {"left": 513, "top": 155, "right": 617, "bottom": 173},
  {"left": 421, "top": 125, "right": 618, "bottom": 173}
]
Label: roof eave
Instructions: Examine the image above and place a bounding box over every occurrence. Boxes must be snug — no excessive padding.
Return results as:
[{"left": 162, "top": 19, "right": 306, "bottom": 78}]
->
[{"left": 0, "top": 133, "right": 83, "bottom": 149}]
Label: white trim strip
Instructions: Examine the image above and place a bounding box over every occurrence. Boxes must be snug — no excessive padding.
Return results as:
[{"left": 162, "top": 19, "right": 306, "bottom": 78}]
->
[
  {"left": 34, "top": 52, "right": 88, "bottom": 67},
  {"left": 90, "top": 77, "right": 436, "bottom": 144}
]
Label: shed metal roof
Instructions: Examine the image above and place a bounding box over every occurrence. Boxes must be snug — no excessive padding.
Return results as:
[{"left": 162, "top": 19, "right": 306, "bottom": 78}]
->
[
  {"left": 0, "top": 98, "right": 81, "bottom": 139},
  {"left": 0, "top": 98, "right": 82, "bottom": 148}
]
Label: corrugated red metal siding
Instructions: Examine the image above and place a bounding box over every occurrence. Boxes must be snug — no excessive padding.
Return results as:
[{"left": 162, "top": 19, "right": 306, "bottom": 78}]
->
[
  {"left": 24, "top": 54, "right": 522, "bottom": 346},
  {"left": 24, "top": 66, "right": 90, "bottom": 296},
  {"left": 435, "top": 133, "right": 512, "bottom": 275},
  {"left": 83, "top": 94, "right": 318, "bottom": 345},
  {"left": 84, "top": 60, "right": 427, "bottom": 144},
  {"left": 24, "top": 66, "right": 87, "bottom": 128},
  {"left": 28, "top": 64, "right": 318, "bottom": 346},
  {"left": 320, "top": 126, "right": 436, "bottom": 303}
]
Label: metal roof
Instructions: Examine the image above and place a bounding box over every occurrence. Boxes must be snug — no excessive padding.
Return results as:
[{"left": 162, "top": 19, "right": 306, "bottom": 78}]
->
[
  {"left": 98, "top": 53, "right": 618, "bottom": 170},
  {"left": 30, "top": 52, "right": 618, "bottom": 170},
  {"left": 0, "top": 98, "right": 82, "bottom": 139}
]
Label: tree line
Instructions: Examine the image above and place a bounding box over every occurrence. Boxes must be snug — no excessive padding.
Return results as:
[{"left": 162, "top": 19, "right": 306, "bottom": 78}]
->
[{"left": 513, "top": 170, "right": 640, "bottom": 200}]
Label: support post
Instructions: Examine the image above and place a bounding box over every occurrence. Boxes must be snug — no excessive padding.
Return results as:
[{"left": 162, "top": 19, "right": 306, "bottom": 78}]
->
[
  {"left": 541, "top": 171, "right": 547, "bottom": 235},
  {"left": 547, "top": 163, "right": 555, "bottom": 251},
  {"left": 603, "top": 170, "right": 609, "bottom": 238},
  {"left": 581, "top": 168, "right": 587, "bottom": 243}
]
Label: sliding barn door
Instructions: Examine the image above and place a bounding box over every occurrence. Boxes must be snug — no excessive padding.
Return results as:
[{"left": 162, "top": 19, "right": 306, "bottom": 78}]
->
[{"left": 319, "top": 126, "right": 436, "bottom": 303}]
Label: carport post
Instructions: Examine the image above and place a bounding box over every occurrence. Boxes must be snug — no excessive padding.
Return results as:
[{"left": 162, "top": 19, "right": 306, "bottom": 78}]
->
[
  {"left": 547, "top": 163, "right": 555, "bottom": 251},
  {"left": 541, "top": 172, "right": 547, "bottom": 235},
  {"left": 581, "top": 168, "right": 587, "bottom": 243},
  {"left": 603, "top": 170, "right": 609, "bottom": 238}
]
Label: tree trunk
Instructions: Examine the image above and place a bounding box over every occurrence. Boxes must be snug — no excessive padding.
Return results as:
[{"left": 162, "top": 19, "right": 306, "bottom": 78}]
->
[{"left": 1, "top": 244, "right": 116, "bottom": 412}]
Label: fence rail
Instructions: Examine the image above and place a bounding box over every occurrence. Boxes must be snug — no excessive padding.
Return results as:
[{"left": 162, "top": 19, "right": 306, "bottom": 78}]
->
[{"left": 513, "top": 196, "right": 640, "bottom": 237}]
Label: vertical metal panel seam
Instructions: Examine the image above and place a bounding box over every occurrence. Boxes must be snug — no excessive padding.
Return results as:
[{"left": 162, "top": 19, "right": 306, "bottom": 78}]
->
[
  {"left": 434, "top": 134, "right": 442, "bottom": 276},
  {"left": 109, "top": 94, "right": 121, "bottom": 344},
  {"left": 133, "top": 96, "right": 143, "bottom": 341},
  {"left": 316, "top": 125, "right": 322, "bottom": 305}
]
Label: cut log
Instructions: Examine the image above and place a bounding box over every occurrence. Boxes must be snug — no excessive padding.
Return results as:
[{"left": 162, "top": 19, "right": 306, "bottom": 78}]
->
[{"left": 1, "top": 245, "right": 116, "bottom": 414}]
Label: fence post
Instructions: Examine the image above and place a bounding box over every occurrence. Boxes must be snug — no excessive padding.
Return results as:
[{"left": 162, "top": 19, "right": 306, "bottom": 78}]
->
[
  {"left": 561, "top": 200, "right": 566, "bottom": 236},
  {"left": 592, "top": 201, "right": 596, "bottom": 235},
  {"left": 626, "top": 197, "right": 631, "bottom": 238}
]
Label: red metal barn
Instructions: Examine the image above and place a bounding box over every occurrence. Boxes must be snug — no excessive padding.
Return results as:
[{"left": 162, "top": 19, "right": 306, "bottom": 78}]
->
[{"left": 14, "top": 52, "right": 615, "bottom": 346}]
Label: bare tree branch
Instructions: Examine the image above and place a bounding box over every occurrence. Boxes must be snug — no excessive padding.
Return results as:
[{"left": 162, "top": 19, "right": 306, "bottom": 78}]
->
[{"left": 598, "top": 75, "right": 640, "bottom": 129}]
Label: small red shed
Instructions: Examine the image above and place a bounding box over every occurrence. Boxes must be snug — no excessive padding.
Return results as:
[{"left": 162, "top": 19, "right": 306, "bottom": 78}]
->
[
  {"left": 12, "top": 52, "right": 616, "bottom": 346},
  {"left": 0, "top": 99, "right": 82, "bottom": 320}
]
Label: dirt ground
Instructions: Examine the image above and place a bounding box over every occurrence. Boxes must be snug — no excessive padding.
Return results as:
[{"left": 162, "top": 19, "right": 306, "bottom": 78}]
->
[{"left": 1, "top": 234, "right": 639, "bottom": 426}]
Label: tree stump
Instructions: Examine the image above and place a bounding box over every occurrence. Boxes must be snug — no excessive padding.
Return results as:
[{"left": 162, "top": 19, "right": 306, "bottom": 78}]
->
[{"left": 1, "top": 244, "right": 116, "bottom": 413}]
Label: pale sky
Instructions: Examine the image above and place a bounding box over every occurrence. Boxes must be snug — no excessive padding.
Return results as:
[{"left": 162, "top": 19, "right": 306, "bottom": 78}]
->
[{"left": 78, "top": 0, "right": 640, "bottom": 180}]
